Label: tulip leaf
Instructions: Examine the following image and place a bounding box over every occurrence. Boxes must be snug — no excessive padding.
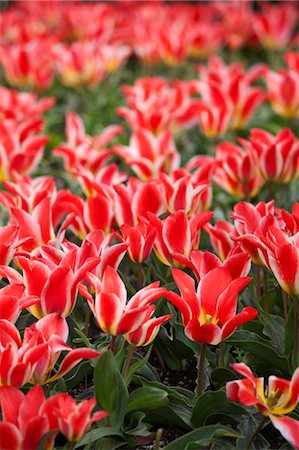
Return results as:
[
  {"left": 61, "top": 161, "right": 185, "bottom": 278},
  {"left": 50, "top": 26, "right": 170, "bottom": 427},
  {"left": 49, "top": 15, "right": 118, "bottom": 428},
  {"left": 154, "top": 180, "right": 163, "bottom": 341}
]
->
[
  {"left": 191, "top": 390, "right": 247, "bottom": 428},
  {"left": 126, "top": 386, "right": 169, "bottom": 413},
  {"left": 74, "top": 426, "right": 123, "bottom": 448},
  {"left": 227, "top": 330, "right": 290, "bottom": 375},
  {"left": 164, "top": 424, "right": 241, "bottom": 450},
  {"left": 94, "top": 350, "right": 129, "bottom": 427},
  {"left": 124, "top": 345, "right": 152, "bottom": 384}
]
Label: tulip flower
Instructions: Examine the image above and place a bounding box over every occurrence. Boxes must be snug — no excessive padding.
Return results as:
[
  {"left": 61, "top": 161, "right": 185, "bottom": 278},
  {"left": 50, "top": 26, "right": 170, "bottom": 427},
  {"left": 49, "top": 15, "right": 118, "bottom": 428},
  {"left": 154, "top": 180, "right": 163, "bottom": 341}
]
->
[
  {"left": 0, "top": 86, "right": 55, "bottom": 123},
  {"left": 240, "top": 128, "right": 299, "bottom": 184},
  {"left": 227, "top": 363, "right": 299, "bottom": 449},
  {"left": 189, "top": 250, "right": 251, "bottom": 282},
  {"left": 113, "top": 178, "right": 165, "bottom": 227},
  {"left": 166, "top": 267, "right": 255, "bottom": 345},
  {"left": 113, "top": 128, "right": 180, "bottom": 181},
  {"left": 160, "top": 173, "right": 212, "bottom": 215},
  {"left": 0, "top": 385, "right": 108, "bottom": 449},
  {"left": 53, "top": 112, "right": 123, "bottom": 176},
  {"left": 41, "top": 395, "right": 108, "bottom": 443},
  {"left": 0, "top": 240, "right": 100, "bottom": 318},
  {"left": 213, "top": 141, "right": 264, "bottom": 199},
  {"left": 0, "top": 285, "right": 38, "bottom": 323},
  {"left": 80, "top": 266, "right": 167, "bottom": 337},
  {"left": 124, "top": 313, "right": 173, "bottom": 347},
  {"left": 0, "top": 385, "right": 57, "bottom": 450},
  {"left": 265, "top": 68, "right": 299, "bottom": 119},
  {"left": 53, "top": 40, "right": 105, "bottom": 88},
  {"left": 117, "top": 77, "right": 196, "bottom": 134},
  {"left": 0, "top": 40, "right": 54, "bottom": 89},
  {"left": 148, "top": 210, "right": 213, "bottom": 268},
  {"left": 205, "top": 221, "right": 239, "bottom": 261},
  {"left": 117, "top": 218, "right": 156, "bottom": 264},
  {"left": 52, "top": 188, "right": 114, "bottom": 239},
  {"left": 0, "top": 314, "right": 100, "bottom": 386},
  {"left": 253, "top": 3, "right": 298, "bottom": 51},
  {"left": 0, "top": 120, "right": 48, "bottom": 182}
]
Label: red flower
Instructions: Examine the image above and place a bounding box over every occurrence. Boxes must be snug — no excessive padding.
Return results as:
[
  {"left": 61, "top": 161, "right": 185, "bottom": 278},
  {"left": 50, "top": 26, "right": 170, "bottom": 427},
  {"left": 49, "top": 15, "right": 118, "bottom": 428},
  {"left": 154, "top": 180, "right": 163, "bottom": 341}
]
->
[
  {"left": 227, "top": 363, "right": 299, "bottom": 449},
  {"left": 148, "top": 210, "right": 213, "bottom": 268},
  {"left": 0, "top": 313, "right": 99, "bottom": 386},
  {"left": 41, "top": 395, "right": 108, "bottom": 443},
  {"left": 166, "top": 267, "right": 256, "bottom": 345},
  {"left": 81, "top": 266, "right": 166, "bottom": 337},
  {"left": 114, "top": 128, "right": 180, "bottom": 181}
]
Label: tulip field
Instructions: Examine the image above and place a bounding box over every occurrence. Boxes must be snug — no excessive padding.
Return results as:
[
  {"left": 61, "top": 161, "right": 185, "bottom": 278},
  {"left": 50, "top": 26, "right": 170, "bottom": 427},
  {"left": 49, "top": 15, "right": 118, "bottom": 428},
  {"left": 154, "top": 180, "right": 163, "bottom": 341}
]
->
[{"left": 0, "top": 1, "right": 299, "bottom": 449}]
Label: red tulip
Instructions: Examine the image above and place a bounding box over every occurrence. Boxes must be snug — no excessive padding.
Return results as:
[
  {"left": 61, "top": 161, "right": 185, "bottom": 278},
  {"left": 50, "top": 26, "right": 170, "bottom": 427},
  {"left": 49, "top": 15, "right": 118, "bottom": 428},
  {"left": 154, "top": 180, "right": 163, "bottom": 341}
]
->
[
  {"left": 53, "top": 112, "right": 123, "bottom": 177},
  {"left": 0, "top": 313, "right": 99, "bottom": 386},
  {"left": 148, "top": 210, "right": 213, "bottom": 268},
  {"left": 81, "top": 266, "right": 166, "bottom": 337},
  {"left": 166, "top": 267, "right": 256, "bottom": 345},
  {"left": 266, "top": 68, "right": 299, "bottom": 119},
  {"left": 213, "top": 141, "right": 264, "bottom": 199},
  {"left": 227, "top": 363, "right": 299, "bottom": 449},
  {"left": 160, "top": 172, "right": 212, "bottom": 215},
  {"left": 189, "top": 249, "right": 251, "bottom": 282},
  {"left": 0, "top": 240, "right": 100, "bottom": 318},
  {"left": 0, "top": 40, "right": 54, "bottom": 89},
  {"left": 0, "top": 385, "right": 57, "bottom": 450},
  {"left": 118, "top": 218, "right": 156, "bottom": 264},
  {"left": 114, "top": 128, "right": 180, "bottom": 181},
  {"left": 53, "top": 40, "right": 105, "bottom": 88},
  {"left": 41, "top": 395, "right": 108, "bottom": 443}
]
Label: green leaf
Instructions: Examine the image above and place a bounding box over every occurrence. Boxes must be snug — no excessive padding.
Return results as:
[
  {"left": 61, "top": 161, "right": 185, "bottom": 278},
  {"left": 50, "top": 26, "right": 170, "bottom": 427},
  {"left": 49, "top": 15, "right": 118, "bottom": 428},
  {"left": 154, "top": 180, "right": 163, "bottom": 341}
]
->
[
  {"left": 126, "top": 412, "right": 152, "bottom": 437},
  {"left": 94, "top": 350, "right": 129, "bottom": 427},
  {"left": 74, "top": 427, "right": 123, "bottom": 448},
  {"left": 126, "top": 387, "right": 168, "bottom": 414},
  {"left": 191, "top": 390, "right": 246, "bottom": 427},
  {"left": 164, "top": 424, "right": 241, "bottom": 450},
  {"left": 228, "top": 330, "right": 290, "bottom": 376},
  {"left": 124, "top": 346, "right": 152, "bottom": 384}
]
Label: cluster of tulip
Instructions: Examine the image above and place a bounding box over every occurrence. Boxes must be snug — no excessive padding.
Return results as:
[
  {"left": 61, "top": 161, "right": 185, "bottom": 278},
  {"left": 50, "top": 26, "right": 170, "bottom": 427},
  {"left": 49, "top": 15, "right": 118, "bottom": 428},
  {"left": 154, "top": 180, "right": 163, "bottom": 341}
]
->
[{"left": 0, "top": 1, "right": 299, "bottom": 449}]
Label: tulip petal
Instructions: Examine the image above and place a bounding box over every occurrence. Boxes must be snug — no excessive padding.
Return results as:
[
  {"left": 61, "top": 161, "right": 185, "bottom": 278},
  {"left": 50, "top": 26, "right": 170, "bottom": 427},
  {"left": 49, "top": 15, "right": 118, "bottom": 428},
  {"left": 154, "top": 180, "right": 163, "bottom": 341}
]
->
[
  {"left": 270, "top": 415, "right": 299, "bottom": 449},
  {"left": 47, "top": 348, "right": 100, "bottom": 383}
]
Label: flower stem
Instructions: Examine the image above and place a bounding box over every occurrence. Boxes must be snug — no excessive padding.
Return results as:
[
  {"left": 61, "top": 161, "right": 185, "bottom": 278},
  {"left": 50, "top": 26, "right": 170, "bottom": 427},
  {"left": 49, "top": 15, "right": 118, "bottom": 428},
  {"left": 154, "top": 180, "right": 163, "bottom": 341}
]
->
[
  {"left": 123, "top": 345, "right": 135, "bottom": 379},
  {"left": 84, "top": 304, "right": 91, "bottom": 337},
  {"left": 153, "top": 428, "right": 164, "bottom": 450},
  {"left": 292, "top": 296, "right": 299, "bottom": 369},
  {"left": 263, "top": 268, "right": 269, "bottom": 313},
  {"left": 138, "top": 263, "right": 144, "bottom": 289},
  {"left": 109, "top": 336, "right": 116, "bottom": 353},
  {"left": 256, "top": 265, "right": 261, "bottom": 302},
  {"left": 282, "top": 290, "right": 288, "bottom": 323},
  {"left": 246, "top": 416, "right": 268, "bottom": 450},
  {"left": 197, "top": 343, "right": 207, "bottom": 397}
]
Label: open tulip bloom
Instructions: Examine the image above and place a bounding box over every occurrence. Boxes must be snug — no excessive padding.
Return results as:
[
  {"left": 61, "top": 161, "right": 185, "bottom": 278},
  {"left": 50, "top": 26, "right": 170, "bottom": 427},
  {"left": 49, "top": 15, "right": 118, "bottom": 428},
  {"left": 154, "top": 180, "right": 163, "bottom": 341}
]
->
[
  {"left": 166, "top": 266, "right": 256, "bottom": 345},
  {"left": 227, "top": 363, "right": 299, "bottom": 449}
]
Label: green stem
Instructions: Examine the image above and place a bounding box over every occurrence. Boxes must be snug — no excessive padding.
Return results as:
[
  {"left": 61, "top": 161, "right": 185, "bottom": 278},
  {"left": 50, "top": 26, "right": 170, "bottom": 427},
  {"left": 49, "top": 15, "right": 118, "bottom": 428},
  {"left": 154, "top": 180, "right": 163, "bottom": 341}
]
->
[
  {"left": 263, "top": 268, "right": 269, "bottom": 313},
  {"left": 282, "top": 290, "right": 288, "bottom": 323},
  {"left": 110, "top": 336, "right": 116, "bottom": 354},
  {"left": 292, "top": 296, "right": 299, "bottom": 369},
  {"left": 84, "top": 305, "right": 91, "bottom": 337},
  {"left": 123, "top": 345, "right": 135, "bottom": 379},
  {"left": 256, "top": 265, "right": 261, "bottom": 302},
  {"left": 138, "top": 263, "right": 144, "bottom": 289},
  {"left": 246, "top": 416, "right": 268, "bottom": 450},
  {"left": 153, "top": 428, "right": 164, "bottom": 450},
  {"left": 197, "top": 343, "right": 207, "bottom": 397}
]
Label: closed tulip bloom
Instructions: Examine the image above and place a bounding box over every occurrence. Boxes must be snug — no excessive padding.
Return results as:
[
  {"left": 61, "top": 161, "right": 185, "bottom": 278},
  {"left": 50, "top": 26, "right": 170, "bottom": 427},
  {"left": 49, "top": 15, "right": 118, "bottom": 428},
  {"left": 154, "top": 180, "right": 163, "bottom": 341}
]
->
[
  {"left": 166, "top": 267, "right": 256, "bottom": 345},
  {"left": 227, "top": 363, "right": 299, "bottom": 449}
]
